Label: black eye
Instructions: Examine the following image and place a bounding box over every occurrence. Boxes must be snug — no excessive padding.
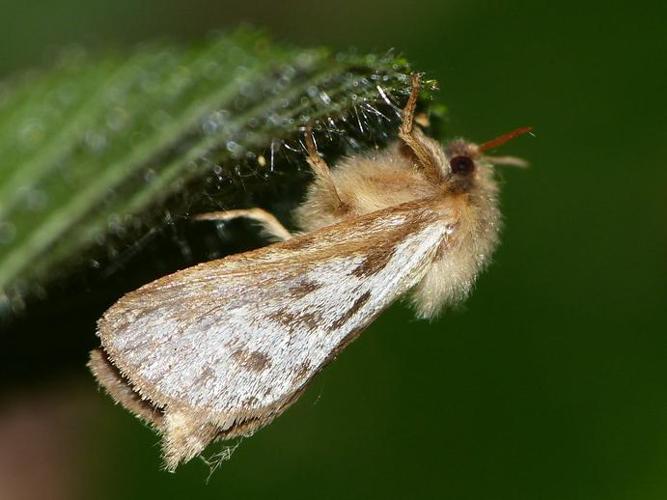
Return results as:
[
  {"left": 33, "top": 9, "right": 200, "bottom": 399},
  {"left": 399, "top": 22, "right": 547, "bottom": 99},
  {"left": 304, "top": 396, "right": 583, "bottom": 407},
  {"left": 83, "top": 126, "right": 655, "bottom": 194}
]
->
[{"left": 449, "top": 155, "right": 475, "bottom": 175}]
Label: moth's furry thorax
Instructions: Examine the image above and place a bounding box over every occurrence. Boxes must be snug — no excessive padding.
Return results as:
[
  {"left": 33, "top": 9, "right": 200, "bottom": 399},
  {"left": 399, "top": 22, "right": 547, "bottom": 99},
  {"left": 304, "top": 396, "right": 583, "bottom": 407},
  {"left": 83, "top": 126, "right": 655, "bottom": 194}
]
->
[{"left": 295, "top": 133, "right": 502, "bottom": 319}]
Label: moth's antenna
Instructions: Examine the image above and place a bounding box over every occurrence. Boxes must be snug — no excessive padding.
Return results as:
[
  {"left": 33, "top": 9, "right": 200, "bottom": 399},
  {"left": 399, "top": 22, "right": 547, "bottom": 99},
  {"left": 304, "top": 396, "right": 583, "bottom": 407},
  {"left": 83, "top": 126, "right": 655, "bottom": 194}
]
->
[{"left": 478, "top": 126, "right": 533, "bottom": 153}]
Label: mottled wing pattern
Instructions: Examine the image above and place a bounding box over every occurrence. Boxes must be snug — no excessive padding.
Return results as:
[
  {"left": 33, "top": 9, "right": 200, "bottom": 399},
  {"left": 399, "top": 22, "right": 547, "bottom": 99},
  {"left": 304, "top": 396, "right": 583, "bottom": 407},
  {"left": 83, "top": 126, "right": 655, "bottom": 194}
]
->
[{"left": 96, "top": 200, "right": 452, "bottom": 466}]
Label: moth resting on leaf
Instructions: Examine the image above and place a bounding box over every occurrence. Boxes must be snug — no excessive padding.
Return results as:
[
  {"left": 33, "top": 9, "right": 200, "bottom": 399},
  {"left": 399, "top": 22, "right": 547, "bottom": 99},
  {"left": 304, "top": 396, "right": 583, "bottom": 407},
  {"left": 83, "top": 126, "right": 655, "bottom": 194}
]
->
[{"left": 89, "top": 74, "right": 531, "bottom": 470}]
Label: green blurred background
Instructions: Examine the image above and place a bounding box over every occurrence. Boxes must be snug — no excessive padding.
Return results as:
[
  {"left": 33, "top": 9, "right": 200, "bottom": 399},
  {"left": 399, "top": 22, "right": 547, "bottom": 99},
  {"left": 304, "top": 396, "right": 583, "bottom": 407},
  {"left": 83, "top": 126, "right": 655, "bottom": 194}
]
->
[{"left": 1, "top": 1, "right": 666, "bottom": 499}]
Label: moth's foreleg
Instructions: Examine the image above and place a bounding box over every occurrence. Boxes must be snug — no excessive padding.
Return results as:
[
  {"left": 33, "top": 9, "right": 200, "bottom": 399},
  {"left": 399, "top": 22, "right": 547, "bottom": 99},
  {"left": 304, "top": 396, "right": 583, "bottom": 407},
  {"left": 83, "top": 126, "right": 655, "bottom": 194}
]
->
[
  {"left": 194, "top": 208, "right": 292, "bottom": 241},
  {"left": 398, "top": 74, "right": 441, "bottom": 182}
]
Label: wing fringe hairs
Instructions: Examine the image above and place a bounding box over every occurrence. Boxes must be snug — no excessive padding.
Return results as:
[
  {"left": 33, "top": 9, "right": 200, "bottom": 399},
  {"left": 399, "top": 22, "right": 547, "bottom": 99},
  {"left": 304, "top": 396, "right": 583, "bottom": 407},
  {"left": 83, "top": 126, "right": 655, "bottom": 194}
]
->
[{"left": 89, "top": 349, "right": 305, "bottom": 467}]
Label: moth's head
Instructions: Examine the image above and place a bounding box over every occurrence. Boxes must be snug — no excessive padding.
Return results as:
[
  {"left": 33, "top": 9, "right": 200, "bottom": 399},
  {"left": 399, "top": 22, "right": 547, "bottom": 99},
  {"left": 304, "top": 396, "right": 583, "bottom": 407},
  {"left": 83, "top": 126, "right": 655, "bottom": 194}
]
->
[{"left": 442, "top": 126, "right": 533, "bottom": 192}]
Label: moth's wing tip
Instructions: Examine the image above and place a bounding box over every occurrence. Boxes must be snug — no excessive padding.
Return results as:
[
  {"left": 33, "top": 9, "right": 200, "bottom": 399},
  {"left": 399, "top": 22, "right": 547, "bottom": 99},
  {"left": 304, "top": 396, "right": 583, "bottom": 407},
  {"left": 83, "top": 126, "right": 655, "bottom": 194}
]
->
[
  {"left": 89, "top": 348, "right": 220, "bottom": 470},
  {"left": 88, "top": 348, "right": 166, "bottom": 428},
  {"left": 95, "top": 301, "right": 128, "bottom": 344},
  {"left": 87, "top": 348, "right": 104, "bottom": 374},
  {"left": 88, "top": 348, "right": 121, "bottom": 395},
  {"left": 161, "top": 409, "right": 218, "bottom": 470}
]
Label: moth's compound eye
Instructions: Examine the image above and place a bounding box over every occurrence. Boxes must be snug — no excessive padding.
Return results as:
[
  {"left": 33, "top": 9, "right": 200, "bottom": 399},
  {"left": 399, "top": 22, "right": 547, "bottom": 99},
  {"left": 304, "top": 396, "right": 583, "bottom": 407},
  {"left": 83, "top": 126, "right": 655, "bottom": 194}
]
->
[{"left": 449, "top": 155, "right": 475, "bottom": 175}]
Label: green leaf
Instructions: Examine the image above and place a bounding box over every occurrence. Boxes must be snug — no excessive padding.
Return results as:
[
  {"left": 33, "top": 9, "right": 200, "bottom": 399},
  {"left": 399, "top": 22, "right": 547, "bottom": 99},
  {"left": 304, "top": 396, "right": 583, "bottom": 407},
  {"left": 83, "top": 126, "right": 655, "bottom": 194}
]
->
[{"left": 0, "top": 29, "right": 438, "bottom": 314}]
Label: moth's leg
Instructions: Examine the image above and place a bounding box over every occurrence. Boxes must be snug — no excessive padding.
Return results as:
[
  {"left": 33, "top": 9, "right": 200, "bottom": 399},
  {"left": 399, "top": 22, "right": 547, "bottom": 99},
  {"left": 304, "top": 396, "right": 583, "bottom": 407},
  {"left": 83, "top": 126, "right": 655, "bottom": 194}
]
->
[
  {"left": 398, "top": 74, "right": 441, "bottom": 181},
  {"left": 304, "top": 128, "right": 345, "bottom": 210},
  {"left": 194, "top": 208, "right": 292, "bottom": 241}
]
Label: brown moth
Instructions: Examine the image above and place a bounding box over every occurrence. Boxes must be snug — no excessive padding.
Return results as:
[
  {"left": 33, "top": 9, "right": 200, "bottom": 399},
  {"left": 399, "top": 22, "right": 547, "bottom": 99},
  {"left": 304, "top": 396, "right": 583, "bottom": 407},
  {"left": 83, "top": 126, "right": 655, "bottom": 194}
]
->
[{"left": 89, "top": 74, "right": 531, "bottom": 470}]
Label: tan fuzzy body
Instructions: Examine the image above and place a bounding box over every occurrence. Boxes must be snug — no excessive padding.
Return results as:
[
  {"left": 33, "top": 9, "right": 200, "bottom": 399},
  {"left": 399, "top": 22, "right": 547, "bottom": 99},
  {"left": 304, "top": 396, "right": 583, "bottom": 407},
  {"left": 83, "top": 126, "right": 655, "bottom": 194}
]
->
[{"left": 296, "top": 135, "right": 501, "bottom": 318}]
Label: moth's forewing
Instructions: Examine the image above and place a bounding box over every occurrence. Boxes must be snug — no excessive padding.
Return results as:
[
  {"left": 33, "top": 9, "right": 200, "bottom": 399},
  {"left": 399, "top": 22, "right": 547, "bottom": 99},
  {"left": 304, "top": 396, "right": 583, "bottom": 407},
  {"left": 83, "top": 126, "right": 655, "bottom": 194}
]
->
[{"left": 93, "top": 200, "right": 452, "bottom": 469}]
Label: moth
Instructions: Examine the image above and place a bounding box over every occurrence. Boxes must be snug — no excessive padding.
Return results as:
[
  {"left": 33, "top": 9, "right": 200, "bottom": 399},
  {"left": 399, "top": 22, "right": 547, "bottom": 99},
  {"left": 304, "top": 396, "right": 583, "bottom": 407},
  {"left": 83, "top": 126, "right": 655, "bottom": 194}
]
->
[{"left": 89, "top": 74, "right": 531, "bottom": 470}]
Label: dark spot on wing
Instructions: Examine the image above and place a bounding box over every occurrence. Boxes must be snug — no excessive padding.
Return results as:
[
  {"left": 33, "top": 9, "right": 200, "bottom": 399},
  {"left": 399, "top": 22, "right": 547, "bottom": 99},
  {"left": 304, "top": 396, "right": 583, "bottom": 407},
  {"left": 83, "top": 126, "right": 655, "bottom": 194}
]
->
[
  {"left": 243, "top": 396, "right": 259, "bottom": 408},
  {"left": 269, "top": 309, "right": 322, "bottom": 331},
  {"left": 193, "top": 367, "right": 214, "bottom": 386},
  {"left": 232, "top": 348, "right": 271, "bottom": 372},
  {"left": 292, "top": 361, "right": 312, "bottom": 383},
  {"left": 297, "top": 311, "right": 321, "bottom": 330},
  {"left": 246, "top": 351, "right": 270, "bottom": 372},
  {"left": 331, "top": 291, "right": 371, "bottom": 330},
  {"left": 231, "top": 348, "right": 247, "bottom": 361},
  {"left": 269, "top": 310, "right": 296, "bottom": 326},
  {"left": 288, "top": 279, "right": 321, "bottom": 298},
  {"left": 351, "top": 248, "right": 394, "bottom": 277}
]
